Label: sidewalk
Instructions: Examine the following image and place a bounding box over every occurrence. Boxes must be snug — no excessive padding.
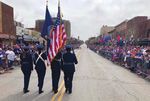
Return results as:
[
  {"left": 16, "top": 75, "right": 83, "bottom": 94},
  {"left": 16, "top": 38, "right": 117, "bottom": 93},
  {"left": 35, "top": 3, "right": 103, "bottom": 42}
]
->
[
  {"left": 0, "top": 69, "right": 4, "bottom": 74},
  {"left": 0, "top": 66, "right": 19, "bottom": 75}
]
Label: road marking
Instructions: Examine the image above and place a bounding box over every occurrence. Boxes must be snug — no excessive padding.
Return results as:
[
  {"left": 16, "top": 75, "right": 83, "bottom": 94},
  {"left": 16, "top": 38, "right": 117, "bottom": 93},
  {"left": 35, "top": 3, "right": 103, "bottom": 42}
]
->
[
  {"left": 57, "top": 86, "right": 66, "bottom": 101},
  {"left": 51, "top": 50, "right": 81, "bottom": 101},
  {"left": 56, "top": 51, "right": 81, "bottom": 101},
  {"left": 51, "top": 80, "right": 64, "bottom": 101}
]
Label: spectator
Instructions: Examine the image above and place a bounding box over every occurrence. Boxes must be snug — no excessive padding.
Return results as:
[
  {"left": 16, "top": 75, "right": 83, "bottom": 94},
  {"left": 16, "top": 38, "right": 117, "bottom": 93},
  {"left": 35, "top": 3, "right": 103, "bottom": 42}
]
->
[
  {"left": 5, "top": 48, "right": 16, "bottom": 70},
  {"left": 0, "top": 48, "right": 4, "bottom": 73},
  {"left": 87, "top": 38, "right": 150, "bottom": 78}
]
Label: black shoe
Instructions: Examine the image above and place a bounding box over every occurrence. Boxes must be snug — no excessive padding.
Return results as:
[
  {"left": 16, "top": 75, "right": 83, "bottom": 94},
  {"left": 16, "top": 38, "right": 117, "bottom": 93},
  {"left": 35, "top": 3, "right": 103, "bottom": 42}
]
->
[
  {"left": 54, "top": 90, "right": 58, "bottom": 94},
  {"left": 68, "top": 90, "right": 72, "bottom": 94},
  {"left": 65, "top": 89, "right": 68, "bottom": 93},
  {"left": 39, "top": 90, "right": 44, "bottom": 94},
  {"left": 24, "top": 90, "right": 30, "bottom": 94}
]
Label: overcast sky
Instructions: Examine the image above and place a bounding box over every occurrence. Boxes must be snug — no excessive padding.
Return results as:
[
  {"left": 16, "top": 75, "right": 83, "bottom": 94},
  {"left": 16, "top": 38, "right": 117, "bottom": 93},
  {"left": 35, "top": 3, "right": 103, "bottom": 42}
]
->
[{"left": 1, "top": 0, "right": 150, "bottom": 41}]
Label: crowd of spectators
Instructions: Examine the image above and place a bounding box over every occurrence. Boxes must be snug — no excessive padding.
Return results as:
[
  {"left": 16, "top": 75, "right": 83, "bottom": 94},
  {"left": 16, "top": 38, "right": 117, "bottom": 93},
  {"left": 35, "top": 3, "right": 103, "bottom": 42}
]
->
[
  {"left": 0, "top": 43, "right": 39, "bottom": 74},
  {"left": 87, "top": 39, "right": 150, "bottom": 78},
  {"left": 67, "top": 37, "right": 84, "bottom": 49},
  {"left": 0, "top": 37, "right": 83, "bottom": 74}
]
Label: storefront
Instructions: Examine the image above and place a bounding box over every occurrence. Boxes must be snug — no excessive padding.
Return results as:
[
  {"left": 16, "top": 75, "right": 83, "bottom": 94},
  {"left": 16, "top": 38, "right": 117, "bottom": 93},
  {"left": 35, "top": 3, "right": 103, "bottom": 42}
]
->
[
  {"left": 16, "top": 34, "right": 39, "bottom": 45},
  {"left": 0, "top": 33, "right": 16, "bottom": 47}
]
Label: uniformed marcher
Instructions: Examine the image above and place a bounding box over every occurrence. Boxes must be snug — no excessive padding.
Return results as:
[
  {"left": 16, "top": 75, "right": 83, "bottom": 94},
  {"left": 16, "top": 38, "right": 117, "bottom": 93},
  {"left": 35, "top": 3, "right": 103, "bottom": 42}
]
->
[
  {"left": 51, "top": 49, "right": 62, "bottom": 94},
  {"left": 20, "top": 46, "right": 33, "bottom": 94},
  {"left": 34, "top": 45, "right": 47, "bottom": 94},
  {"left": 62, "top": 45, "right": 78, "bottom": 94}
]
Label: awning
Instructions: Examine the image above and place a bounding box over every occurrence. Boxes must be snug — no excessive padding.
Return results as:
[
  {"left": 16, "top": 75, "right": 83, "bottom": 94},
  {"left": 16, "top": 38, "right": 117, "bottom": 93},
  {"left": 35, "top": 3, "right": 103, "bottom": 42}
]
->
[
  {"left": 0, "top": 34, "right": 16, "bottom": 39},
  {"left": 0, "top": 34, "right": 9, "bottom": 39},
  {"left": 23, "top": 35, "right": 32, "bottom": 41},
  {"left": 17, "top": 35, "right": 39, "bottom": 42},
  {"left": 32, "top": 37, "right": 38, "bottom": 41},
  {"left": 10, "top": 35, "right": 16, "bottom": 39}
]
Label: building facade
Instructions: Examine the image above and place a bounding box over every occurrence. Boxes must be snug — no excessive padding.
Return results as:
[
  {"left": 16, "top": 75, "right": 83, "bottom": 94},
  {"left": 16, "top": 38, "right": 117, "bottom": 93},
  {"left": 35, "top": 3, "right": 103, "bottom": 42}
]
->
[
  {"left": 0, "top": 1, "right": 16, "bottom": 46},
  {"left": 15, "top": 21, "right": 24, "bottom": 36},
  {"left": 100, "top": 25, "right": 114, "bottom": 35},
  {"left": 126, "top": 16, "right": 148, "bottom": 40},
  {"left": 114, "top": 20, "right": 128, "bottom": 39},
  {"left": 15, "top": 21, "right": 41, "bottom": 44},
  {"left": 145, "top": 20, "right": 150, "bottom": 39},
  {"left": 107, "top": 16, "right": 150, "bottom": 40},
  {"left": 35, "top": 18, "right": 71, "bottom": 37}
]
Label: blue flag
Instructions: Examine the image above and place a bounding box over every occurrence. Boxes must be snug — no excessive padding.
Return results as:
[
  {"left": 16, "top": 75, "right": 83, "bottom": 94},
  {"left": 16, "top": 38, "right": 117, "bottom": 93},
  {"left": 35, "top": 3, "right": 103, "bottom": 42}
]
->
[{"left": 41, "top": 6, "right": 53, "bottom": 37}]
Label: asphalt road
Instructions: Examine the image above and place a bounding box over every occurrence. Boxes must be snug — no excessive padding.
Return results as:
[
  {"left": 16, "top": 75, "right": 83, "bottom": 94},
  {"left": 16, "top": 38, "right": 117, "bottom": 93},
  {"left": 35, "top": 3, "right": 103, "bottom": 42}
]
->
[{"left": 0, "top": 45, "right": 150, "bottom": 101}]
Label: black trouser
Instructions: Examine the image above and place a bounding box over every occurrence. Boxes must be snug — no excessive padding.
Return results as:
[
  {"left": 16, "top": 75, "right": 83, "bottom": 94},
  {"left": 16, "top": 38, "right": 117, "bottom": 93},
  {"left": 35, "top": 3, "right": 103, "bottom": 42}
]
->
[
  {"left": 130, "top": 58, "right": 136, "bottom": 72},
  {"left": 8, "top": 60, "right": 14, "bottom": 68},
  {"left": 36, "top": 69, "right": 46, "bottom": 91},
  {"left": 21, "top": 68, "right": 31, "bottom": 91},
  {"left": 51, "top": 68, "right": 60, "bottom": 91},
  {"left": 126, "top": 57, "right": 131, "bottom": 67},
  {"left": 64, "top": 71, "right": 74, "bottom": 92}
]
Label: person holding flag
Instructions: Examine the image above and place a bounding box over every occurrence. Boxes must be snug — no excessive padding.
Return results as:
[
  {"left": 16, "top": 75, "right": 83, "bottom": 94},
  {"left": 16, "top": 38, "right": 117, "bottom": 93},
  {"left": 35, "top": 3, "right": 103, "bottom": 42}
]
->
[
  {"left": 50, "top": 0, "right": 67, "bottom": 94},
  {"left": 51, "top": 49, "right": 62, "bottom": 94},
  {"left": 35, "top": 1, "right": 53, "bottom": 94},
  {"left": 41, "top": 0, "right": 67, "bottom": 94}
]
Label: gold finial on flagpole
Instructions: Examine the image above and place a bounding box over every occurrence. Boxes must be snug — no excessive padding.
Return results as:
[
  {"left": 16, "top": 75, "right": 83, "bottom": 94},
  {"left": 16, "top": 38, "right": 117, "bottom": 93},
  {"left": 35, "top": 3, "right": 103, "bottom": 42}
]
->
[
  {"left": 58, "top": 0, "right": 60, "bottom": 6},
  {"left": 58, "top": 0, "right": 60, "bottom": 7},
  {"left": 58, "top": 0, "right": 63, "bottom": 18},
  {"left": 46, "top": 0, "right": 48, "bottom": 7}
]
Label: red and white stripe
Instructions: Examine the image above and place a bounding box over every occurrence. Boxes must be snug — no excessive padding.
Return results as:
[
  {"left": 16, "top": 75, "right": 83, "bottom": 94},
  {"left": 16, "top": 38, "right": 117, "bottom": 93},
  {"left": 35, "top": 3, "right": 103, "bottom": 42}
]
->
[
  {"left": 47, "top": 23, "right": 67, "bottom": 64},
  {"left": 61, "top": 23, "right": 67, "bottom": 47},
  {"left": 47, "top": 28, "right": 57, "bottom": 64}
]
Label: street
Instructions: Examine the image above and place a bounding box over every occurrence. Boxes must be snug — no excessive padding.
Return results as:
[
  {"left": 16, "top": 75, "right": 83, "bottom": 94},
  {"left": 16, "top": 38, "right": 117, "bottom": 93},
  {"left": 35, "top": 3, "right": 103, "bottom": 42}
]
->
[{"left": 0, "top": 45, "right": 150, "bottom": 101}]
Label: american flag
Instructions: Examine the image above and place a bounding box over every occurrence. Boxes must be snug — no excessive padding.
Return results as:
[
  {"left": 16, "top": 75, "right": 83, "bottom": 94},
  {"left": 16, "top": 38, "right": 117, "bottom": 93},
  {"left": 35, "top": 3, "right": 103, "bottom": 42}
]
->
[
  {"left": 47, "top": 3, "right": 67, "bottom": 64},
  {"left": 55, "top": 4, "right": 67, "bottom": 50}
]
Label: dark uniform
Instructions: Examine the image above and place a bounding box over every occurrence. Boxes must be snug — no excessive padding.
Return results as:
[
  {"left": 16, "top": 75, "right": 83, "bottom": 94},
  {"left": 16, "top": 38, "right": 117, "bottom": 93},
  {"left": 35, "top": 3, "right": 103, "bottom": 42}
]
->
[
  {"left": 20, "top": 47, "right": 33, "bottom": 93},
  {"left": 62, "top": 45, "right": 78, "bottom": 94},
  {"left": 51, "top": 51, "right": 62, "bottom": 93},
  {"left": 34, "top": 46, "right": 47, "bottom": 94}
]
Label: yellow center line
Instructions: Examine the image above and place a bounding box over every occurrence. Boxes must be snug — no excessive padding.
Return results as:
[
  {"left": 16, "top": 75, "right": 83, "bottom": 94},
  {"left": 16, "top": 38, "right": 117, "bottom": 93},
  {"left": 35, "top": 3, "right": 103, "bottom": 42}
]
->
[
  {"left": 57, "top": 86, "right": 66, "bottom": 101},
  {"left": 56, "top": 50, "right": 81, "bottom": 101},
  {"left": 51, "top": 80, "right": 64, "bottom": 101}
]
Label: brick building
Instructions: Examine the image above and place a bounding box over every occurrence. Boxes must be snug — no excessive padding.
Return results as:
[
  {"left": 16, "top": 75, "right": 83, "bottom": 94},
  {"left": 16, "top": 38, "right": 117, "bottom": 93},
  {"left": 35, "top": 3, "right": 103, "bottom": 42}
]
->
[
  {"left": 126, "top": 16, "right": 148, "bottom": 40},
  {"left": 35, "top": 20, "right": 43, "bottom": 32},
  {"left": 100, "top": 25, "right": 114, "bottom": 35},
  {"left": 114, "top": 20, "right": 128, "bottom": 39},
  {"left": 108, "top": 16, "right": 149, "bottom": 40},
  {"left": 145, "top": 19, "right": 150, "bottom": 39},
  {"left": 35, "top": 18, "right": 71, "bottom": 37},
  {"left": 0, "top": 1, "right": 16, "bottom": 46}
]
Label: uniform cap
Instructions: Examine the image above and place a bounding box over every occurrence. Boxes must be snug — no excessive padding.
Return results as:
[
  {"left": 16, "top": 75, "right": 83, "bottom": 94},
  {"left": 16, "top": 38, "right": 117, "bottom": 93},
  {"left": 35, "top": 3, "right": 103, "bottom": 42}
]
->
[
  {"left": 65, "top": 45, "right": 72, "bottom": 49},
  {"left": 22, "top": 46, "right": 30, "bottom": 49},
  {"left": 36, "top": 44, "right": 44, "bottom": 49},
  {"left": 22, "top": 46, "right": 30, "bottom": 51}
]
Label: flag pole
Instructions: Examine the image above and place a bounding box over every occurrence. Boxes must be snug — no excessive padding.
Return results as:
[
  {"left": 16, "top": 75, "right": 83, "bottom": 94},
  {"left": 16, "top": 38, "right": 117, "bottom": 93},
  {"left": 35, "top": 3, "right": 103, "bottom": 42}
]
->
[
  {"left": 58, "top": 0, "right": 60, "bottom": 7},
  {"left": 58, "top": 0, "right": 63, "bottom": 19},
  {"left": 46, "top": 0, "right": 48, "bottom": 7},
  {"left": 46, "top": 0, "right": 49, "bottom": 66},
  {"left": 59, "top": 0, "right": 63, "bottom": 21}
]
